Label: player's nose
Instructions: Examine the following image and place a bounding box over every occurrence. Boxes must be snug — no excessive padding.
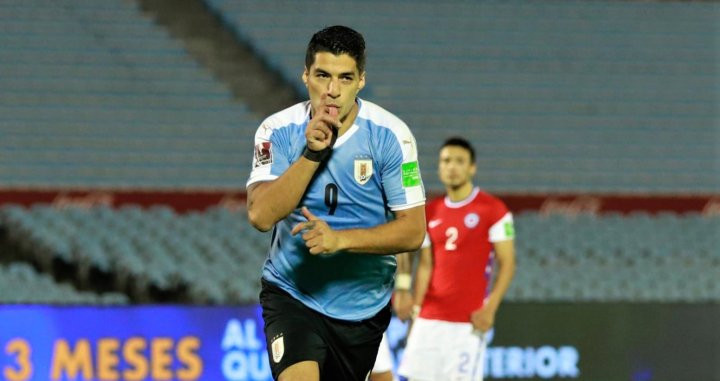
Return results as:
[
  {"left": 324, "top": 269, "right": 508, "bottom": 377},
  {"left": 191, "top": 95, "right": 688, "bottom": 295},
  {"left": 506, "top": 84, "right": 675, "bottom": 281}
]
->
[{"left": 327, "top": 79, "right": 340, "bottom": 98}]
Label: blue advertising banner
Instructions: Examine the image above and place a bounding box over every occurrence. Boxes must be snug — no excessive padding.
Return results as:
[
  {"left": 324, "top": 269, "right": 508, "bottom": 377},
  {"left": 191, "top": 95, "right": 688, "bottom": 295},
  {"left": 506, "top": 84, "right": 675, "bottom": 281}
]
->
[
  {"left": 0, "top": 305, "right": 271, "bottom": 381},
  {"left": 2, "top": 303, "right": 716, "bottom": 380},
  {"left": 0, "top": 304, "right": 583, "bottom": 381}
]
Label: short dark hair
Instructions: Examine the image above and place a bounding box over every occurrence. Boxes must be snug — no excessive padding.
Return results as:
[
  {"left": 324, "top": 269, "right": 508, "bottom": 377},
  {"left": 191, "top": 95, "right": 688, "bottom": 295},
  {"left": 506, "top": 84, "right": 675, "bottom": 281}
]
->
[
  {"left": 441, "top": 137, "right": 476, "bottom": 163},
  {"left": 305, "top": 25, "right": 366, "bottom": 73}
]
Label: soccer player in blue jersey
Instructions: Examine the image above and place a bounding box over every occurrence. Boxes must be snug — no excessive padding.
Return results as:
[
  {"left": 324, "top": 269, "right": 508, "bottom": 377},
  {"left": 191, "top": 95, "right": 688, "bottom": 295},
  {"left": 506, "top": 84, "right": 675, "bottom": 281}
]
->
[{"left": 246, "top": 26, "right": 426, "bottom": 381}]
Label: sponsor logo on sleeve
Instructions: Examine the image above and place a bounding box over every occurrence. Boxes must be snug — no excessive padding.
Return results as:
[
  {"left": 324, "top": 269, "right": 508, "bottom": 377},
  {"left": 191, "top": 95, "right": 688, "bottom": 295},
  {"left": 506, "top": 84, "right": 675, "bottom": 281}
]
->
[
  {"left": 402, "top": 139, "right": 415, "bottom": 157},
  {"left": 504, "top": 221, "right": 515, "bottom": 239},
  {"left": 254, "top": 142, "right": 273, "bottom": 167},
  {"left": 401, "top": 161, "right": 421, "bottom": 188}
]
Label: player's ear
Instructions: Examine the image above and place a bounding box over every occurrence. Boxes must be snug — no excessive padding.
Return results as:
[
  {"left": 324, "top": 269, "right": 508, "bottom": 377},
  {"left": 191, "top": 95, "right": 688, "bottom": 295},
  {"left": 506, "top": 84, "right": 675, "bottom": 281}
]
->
[
  {"left": 302, "top": 67, "right": 309, "bottom": 87},
  {"left": 357, "top": 71, "right": 366, "bottom": 93}
]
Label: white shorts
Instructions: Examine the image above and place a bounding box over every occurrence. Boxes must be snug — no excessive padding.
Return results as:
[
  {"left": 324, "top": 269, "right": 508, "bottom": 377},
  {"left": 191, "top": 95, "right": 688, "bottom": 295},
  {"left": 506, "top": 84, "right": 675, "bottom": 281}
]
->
[
  {"left": 372, "top": 332, "right": 393, "bottom": 373},
  {"left": 398, "top": 317, "right": 487, "bottom": 381}
]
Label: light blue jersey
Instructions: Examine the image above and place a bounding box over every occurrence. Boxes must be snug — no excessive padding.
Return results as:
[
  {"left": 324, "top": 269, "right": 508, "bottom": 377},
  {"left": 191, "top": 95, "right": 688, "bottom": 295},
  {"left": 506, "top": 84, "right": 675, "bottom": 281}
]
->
[{"left": 247, "top": 98, "right": 425, "bottom": 321}]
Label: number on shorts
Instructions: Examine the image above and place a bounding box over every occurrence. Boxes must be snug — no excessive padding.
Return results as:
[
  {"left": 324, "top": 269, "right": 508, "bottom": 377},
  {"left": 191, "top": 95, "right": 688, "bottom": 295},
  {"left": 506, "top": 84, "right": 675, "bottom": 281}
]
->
[{"left": 458, "top": 352, "right": 470, "bottom": 374}]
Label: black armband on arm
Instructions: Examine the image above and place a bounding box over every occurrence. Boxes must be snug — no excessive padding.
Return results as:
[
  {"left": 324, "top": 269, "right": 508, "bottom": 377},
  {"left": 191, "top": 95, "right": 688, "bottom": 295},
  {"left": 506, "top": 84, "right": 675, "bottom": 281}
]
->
[{"left": 302, "top": 146, "right": 332, "bottom": 162}]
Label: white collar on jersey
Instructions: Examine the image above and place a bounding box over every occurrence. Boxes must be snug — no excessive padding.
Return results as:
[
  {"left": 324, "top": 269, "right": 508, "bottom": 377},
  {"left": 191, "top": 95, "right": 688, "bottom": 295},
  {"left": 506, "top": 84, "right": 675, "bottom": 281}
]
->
[
  {"left": 334, "top": 98, "right": 363, "bottom": 148},
  {"left": 444, "top": 186, "right": 480, "bottom": 209},
  {"left": 334, "top": 124, "right": 359, "bottom": 148}
]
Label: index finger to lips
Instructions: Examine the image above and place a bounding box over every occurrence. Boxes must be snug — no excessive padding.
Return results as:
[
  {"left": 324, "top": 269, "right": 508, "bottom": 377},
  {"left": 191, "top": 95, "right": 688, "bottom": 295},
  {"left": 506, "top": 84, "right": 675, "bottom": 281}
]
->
[
  {"left": 321, "top": 114, "right": 341, "bottom": 129},
  {"left": 312, "top": 104, "right": 331, "bottom": 123}
]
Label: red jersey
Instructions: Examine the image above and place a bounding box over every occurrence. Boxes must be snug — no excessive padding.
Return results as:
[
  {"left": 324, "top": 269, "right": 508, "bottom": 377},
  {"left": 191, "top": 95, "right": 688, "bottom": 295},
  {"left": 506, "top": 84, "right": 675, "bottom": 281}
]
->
[{"left": 419, "top": 187, "right": 514, "bottom": 322}]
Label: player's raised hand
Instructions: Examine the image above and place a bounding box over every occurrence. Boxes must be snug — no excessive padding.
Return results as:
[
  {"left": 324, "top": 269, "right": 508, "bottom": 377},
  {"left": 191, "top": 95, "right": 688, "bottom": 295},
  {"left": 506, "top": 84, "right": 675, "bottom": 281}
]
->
[
  {"left": 291, "top": 207, "right": 340, "bottom": 254},
  {"left": 305, "top": 95, "right": 341, "bottom": 151}
]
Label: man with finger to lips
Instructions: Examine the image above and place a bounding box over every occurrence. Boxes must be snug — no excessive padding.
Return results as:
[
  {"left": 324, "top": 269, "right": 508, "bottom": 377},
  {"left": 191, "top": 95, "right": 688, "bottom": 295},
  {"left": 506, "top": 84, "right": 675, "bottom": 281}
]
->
[{"left": 246, "top": 25, "right": 426, "bottom": 381}]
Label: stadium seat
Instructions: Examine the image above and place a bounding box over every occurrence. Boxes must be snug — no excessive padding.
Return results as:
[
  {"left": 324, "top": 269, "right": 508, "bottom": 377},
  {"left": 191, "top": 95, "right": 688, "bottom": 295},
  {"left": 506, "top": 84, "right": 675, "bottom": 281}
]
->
[
  {"left": 0, "top": 261, "right": 129, "bottom": 304},
  {"left": 3, "top": 204, "right": 717, "bottom": 303},
  {"left": 205, "top": 0, "right": 719, "bottom": 193},
  {"left": 0, "top": 0, "right": 260, "bottom": 189}
]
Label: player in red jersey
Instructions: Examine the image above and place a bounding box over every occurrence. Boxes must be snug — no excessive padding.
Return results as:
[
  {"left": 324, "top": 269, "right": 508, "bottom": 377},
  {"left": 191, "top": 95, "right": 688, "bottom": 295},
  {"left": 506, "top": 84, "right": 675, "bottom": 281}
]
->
[{"left": 396, "top": 137, "right": 516, "bottom": 381}]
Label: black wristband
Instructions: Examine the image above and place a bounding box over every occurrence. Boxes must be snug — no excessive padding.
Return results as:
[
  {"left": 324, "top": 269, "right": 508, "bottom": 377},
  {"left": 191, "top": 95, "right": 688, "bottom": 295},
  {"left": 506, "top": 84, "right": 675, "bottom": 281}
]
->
[{"left": 303, "top": 146, "right": 331, "bottom": 162}]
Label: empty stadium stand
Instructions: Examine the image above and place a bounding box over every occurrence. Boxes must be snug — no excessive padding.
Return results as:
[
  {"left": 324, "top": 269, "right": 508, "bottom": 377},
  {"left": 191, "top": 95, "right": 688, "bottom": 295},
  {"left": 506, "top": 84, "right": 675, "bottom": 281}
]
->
[
  {"left": 0, "top": 204, "right": 270, "bottom": 304},
  {"left": 1, "top": 204, "right": 717, "bottom": 303},
  {"left": 205, "top": 0, "right": 720, "bottom": 193},
  {"left": 508, "top": 211, "right": 720, "bottom": 302},
  {"left": 0, "top": 0, "right": 259, "bottom": 189},
  {"left": 0, "top": 261, "right": 129, "bottom": 304},
  {"left": 1, "top": 0, "right": 716, "bottom": 193}
]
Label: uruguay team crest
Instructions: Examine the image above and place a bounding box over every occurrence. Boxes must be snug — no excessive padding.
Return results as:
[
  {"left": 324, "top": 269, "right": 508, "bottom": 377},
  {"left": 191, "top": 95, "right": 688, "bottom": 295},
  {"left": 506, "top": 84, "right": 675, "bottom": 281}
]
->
[
  {"left": 354, "top": 159, "right": 373, "bottom": 185},
  {"left": 271, "top": 335, "right": 284, "bottom": 363}
]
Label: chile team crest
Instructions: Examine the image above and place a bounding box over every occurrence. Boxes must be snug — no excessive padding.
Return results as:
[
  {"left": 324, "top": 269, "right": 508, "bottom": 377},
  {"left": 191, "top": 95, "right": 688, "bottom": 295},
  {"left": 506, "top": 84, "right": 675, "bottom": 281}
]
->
[{"left": 354, "top": 159, "right": 373, "bottom": 185}]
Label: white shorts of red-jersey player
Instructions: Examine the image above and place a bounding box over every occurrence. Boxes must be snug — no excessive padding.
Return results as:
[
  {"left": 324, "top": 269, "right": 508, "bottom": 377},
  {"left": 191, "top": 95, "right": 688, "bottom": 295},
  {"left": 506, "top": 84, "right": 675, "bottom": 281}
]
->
[
  {"left": 399, "top": 317, "right": 487, "bottom": 381},
  {"left": 372, "top": 333, "right": 394, "bottom": 374}
]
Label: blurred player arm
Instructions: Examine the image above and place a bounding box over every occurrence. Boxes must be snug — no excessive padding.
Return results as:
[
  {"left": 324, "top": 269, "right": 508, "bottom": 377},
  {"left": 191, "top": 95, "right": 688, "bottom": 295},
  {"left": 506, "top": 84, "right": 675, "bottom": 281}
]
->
[
  {"left": 486, "top": 239, "right": 515, "bottom": 312},
  {"left": 392, "top": 251, "right": 414, "bottom": 320},
  {"left": 412, "top": 246, "right": 433, "bottom": 314},
  {"left": 246, "top": 158, "right": 321, "bottom": 231},
  {"left": 471, "top": 239, "right": 515, "bottom": 332},
  {"left": 392, "top": 245, "right": 433, "bottom": 320},
  {"left": 393, "top": 222, "right": 435, "bottom": 319}
]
